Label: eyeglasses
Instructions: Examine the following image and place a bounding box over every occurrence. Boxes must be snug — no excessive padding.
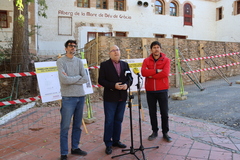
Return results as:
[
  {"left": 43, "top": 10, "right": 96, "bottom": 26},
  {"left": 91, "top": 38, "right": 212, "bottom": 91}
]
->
[
  {"left": 68, "top": 45, "right": 77, "bottom": 48},
  {"left": 110, "top": 49, "right": 119, "bottom": 52}
]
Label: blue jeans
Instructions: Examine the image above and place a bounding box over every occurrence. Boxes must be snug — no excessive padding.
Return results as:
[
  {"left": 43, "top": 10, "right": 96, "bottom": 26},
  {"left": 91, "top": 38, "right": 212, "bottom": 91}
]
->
[
  {"left": 60, "top": 96, "right": 85, "bottom": 155},
  {"left": 103, "top": 101, "right": 126, "bottom": 147}
]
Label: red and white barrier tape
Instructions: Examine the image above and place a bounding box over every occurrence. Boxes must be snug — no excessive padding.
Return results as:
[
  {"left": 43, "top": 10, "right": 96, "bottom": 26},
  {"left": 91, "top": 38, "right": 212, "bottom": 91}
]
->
[
  {"left": 1, "top": 62, "right": 239, "bottom": 106},
  {"left": 1, "top": 51, "right": 239, "bottom": 78},
  {"left": 0, "top": 51, "right": 239, "bottom": 78},
  {"left": 183, "top": 52, "right": 240, "bottom": 62},
  {"left": 92, "top": 84, "right": 102, "bottom": 88},
  {"left": 88, "top": 66, "right": 100, "bottom": 69},
  {"left": 0, "top": 72, "right": 36, "bottom": 78},
  {"left": 0, "top": 66, "right": 100, "bottom": 78},
  {"left": 0, "top": 96, "right": 41, "bottom": 106},
  {"left": 183, "top": 62, "right": 240, "bottom": 75}
]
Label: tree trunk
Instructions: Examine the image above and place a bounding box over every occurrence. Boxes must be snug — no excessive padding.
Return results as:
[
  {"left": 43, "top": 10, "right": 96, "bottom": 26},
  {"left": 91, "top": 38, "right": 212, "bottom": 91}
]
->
[
  {"left": 11, "top": 0, "right": 30, "bottom": 72},
  {"left": 11, "top": 0, "right": 36, "bottom": 98}
]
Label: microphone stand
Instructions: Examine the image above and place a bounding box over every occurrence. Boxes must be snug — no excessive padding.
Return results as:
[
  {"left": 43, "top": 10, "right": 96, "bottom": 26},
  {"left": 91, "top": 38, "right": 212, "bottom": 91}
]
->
[
  {"left": 123, "top": 73, "right": 159, "bottom": 160},
  {"left": 112, "top": 79, "right": 140, "bottom": 159}
]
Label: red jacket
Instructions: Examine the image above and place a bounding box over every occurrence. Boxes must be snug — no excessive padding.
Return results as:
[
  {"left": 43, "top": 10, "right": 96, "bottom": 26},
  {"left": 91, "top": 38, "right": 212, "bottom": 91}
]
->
[{"left": 141, "top": 53, "right": 170, "bottom": 91}]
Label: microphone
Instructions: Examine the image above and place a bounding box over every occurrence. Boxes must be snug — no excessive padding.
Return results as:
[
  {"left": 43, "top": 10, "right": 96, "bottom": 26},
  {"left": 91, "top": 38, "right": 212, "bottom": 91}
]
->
[
  {"left": 133, "top": 68, "right": 141, "bottom": 77},
  {"left": 125, "top": 70, "right": 133, "bottom": 82}
]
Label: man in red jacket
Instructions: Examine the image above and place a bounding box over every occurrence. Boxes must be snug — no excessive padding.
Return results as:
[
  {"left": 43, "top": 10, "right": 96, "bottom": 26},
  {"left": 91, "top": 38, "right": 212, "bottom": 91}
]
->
[{"left": 141, "top": 41, "right": 172, "bottom": 142}]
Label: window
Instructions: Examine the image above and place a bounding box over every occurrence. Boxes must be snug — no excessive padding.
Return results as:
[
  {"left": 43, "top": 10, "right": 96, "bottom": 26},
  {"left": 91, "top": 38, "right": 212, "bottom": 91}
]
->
[
  {"left": 87, "top": 32, "right": 112, "bottom": 42},
  {"left": 77, "top": 0, "right": 89, "bottom": 8},
  {"left": 155, "top": 34, "right": 165, "bottom": 38},
  {"left": 116, "top": 32, "right": 127, "bottom": 37},
  {"left": 58, "top": 17, "right": 72, "bottom": 36},
  {"left": 170, "top": 2, "right": 177, "bottom": 16},
  {"left": 0, "top": 11, "right": 8, "bottom": 28},
  {"left": 234, "top": 1, "right": 240, "bottom": 15},
  {"left": 238, "top": 1, "right": 240, "bottom": 14},
  {"left": 216, "top": 7, "right": 223, "bottom": 20},
  {"left": 114, "top": 0, "right": 125, "bottom": 11},
  {"left": 173, "top": 35, "right": 187, "bottom": 39},
  {"left": 96, "top": 0, "right": 108, "bottom": 9},
  {"left": 184, "top": 3, "right": 192, "bottom": 26},
  {"left": 155, "top": 0, "right": 164, "bottom": 15}
]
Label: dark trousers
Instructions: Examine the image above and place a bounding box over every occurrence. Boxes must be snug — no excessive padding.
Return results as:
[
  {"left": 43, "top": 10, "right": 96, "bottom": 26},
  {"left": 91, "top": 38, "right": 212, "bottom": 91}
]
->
[
  {"left": 146, "top": 91, "right": 169, "bottom": 134},
  {"left": 103, "top": 101, "right": 126, "bottom": 147}
]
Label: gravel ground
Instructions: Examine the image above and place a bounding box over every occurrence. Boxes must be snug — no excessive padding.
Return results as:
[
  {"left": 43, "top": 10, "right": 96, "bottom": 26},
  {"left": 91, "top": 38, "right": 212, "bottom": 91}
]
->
[{"left": 132, "top": 75, "right": 240, "bottom": 131}]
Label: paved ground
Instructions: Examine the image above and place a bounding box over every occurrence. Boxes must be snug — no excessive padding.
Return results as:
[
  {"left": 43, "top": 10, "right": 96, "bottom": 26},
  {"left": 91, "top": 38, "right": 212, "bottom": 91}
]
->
[
  {"left": 1, "top": 75, "right": 240, "bottom": 160},
  {"left": 1, "top": 100, "right": 240, "bottom": 159},
  {"left": 169, "top": 75, "right": 240, "bottom": 131},
  {"left": 133, "top": 75, "right": 240, "bottom": 131}
]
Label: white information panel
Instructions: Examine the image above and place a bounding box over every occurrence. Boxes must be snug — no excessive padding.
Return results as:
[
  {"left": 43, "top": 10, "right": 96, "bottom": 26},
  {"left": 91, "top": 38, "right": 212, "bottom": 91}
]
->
[
  {"left": 34, "top": 61, "right": 61, "bottom": 103},
  {"left": 34, "top": 59, "right": 93, "bottom": 103},
  {"left": 82, "top": 59, "right": 94, "bottom": 95},
  {"left": 123, "top": 58, "right": 145, "bottom": 92}
]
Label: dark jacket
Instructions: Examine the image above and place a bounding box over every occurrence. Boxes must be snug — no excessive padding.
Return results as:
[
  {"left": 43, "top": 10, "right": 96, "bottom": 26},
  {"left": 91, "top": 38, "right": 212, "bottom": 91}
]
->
[
  {"left": 98, "top": 59, "right": 132, "bottom": 102},
  {"left": 141, "top": 53, "right": 170, "bottom": 91}
]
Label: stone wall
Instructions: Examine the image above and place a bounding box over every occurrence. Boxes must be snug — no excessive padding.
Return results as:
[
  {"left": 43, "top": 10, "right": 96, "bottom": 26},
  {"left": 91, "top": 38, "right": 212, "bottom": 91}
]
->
[{"left": 85, "top": 37, "right": 240, "bottom": 88}]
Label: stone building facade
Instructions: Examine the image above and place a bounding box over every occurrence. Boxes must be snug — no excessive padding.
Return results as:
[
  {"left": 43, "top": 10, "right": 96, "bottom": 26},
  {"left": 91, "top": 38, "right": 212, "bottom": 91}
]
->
[
  {"left": 0, "top": 0, "right": 240, "bottom": 54},
  {"left": 85, "top": 37, "right": 240, "bottom": 89}
]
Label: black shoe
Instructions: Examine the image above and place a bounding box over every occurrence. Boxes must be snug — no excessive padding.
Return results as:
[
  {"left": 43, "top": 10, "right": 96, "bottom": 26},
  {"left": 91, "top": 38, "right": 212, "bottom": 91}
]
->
[
  {"left": 148, "top": 132, "right": 158, "bottom": 141},
  {"left": 105, "top": 146, "right": 112, "bottom": 155},
  {"left": 163, "top": 133, "right": 172, "bottom": 142},
  {"left": 112, "top": 141, "right": 127, "bottom": 148},
  {"left": 60, "top": 155, "right": 67, "bottom": 160},
  {"left": 71, "top": 148, "right": 87, "bottom": 156}
]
